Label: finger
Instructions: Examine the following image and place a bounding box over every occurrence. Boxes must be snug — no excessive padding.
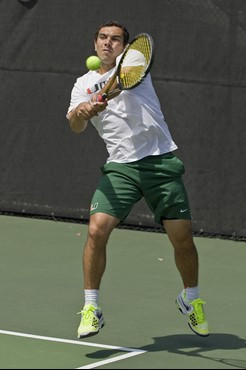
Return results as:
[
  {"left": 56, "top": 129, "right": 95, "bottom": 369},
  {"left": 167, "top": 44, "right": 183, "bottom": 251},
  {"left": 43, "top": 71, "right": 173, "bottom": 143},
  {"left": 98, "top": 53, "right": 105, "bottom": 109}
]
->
[{"left": 78, "top": 108, "right": 92, "bottom": 120}]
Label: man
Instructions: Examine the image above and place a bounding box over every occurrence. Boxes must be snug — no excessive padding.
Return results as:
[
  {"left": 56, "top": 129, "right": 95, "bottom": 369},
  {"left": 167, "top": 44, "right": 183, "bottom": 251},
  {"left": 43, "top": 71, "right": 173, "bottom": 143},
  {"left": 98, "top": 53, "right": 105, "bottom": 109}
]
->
[{"left": 67, "top": 20, "right": 209, "bottom": 339}]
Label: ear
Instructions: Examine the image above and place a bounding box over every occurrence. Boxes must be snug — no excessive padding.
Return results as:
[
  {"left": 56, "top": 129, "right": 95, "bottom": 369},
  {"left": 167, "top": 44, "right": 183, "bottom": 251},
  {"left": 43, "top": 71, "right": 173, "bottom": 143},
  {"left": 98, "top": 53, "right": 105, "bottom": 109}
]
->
[{"left": 94, "top": 41, "right": 97, "bottom": 52}]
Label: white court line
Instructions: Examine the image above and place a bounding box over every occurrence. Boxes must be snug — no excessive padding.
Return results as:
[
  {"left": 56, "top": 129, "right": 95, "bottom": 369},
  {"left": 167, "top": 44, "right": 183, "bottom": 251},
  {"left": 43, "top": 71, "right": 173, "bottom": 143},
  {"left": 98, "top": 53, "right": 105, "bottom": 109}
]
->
[
  {"left": 0, "top": 329, "right": 146, "bottom": 369},
  {"left": 76, "top": 350, "right": 145, "bottom": 369}
]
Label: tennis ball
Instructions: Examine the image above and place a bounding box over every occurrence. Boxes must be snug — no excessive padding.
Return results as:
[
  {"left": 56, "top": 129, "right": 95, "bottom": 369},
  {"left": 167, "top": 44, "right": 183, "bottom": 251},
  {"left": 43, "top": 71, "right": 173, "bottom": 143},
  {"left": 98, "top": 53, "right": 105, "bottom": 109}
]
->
[{"left": 86, "top": 56, "right": 101, "bottom": 71}]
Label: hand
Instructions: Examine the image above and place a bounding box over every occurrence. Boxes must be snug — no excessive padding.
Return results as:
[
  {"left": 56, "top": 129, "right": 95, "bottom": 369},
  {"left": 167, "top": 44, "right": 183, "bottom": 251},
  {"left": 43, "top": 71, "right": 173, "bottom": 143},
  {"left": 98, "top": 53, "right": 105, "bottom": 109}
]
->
[
  {"left": 90, "top": 98, "right": 108, "bottom": 114},
  {"left": 75, "top": 99, "right": 107, "bottom": 120}
]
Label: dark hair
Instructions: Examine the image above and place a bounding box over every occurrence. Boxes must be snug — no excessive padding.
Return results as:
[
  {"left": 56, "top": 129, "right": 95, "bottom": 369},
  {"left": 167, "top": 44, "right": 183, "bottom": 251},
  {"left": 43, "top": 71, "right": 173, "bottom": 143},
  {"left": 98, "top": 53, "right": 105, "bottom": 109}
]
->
[{"left": 94, "top": 20, "right": 129, "bottom": 46}]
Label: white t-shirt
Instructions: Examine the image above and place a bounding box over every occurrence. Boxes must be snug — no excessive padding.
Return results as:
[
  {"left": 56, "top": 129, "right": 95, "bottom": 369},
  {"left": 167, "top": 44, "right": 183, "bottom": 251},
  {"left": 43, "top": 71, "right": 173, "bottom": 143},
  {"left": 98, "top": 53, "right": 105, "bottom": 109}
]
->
[{"left": 67, "top": 68, "right": 178, "bottom": 163}]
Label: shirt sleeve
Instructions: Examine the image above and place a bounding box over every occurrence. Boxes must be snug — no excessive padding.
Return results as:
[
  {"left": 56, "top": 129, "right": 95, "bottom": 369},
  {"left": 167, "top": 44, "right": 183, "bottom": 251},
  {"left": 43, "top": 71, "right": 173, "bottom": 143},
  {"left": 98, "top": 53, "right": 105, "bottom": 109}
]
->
[{"left": 66, "top": 77, "right": 88, "bottom": 116}]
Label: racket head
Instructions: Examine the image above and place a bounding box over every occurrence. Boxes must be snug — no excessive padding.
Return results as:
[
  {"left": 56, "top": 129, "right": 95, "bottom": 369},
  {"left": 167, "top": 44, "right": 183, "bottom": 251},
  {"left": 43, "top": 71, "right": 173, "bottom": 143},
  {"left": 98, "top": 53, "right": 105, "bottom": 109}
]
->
[{"left": 117, "top": 33, "right": 154, "bottom": 90}]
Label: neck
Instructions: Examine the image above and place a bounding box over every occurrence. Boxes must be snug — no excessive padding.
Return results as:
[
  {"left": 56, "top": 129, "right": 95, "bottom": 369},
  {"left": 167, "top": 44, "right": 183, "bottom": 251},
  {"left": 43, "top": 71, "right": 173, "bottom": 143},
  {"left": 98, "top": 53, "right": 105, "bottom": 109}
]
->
[{"left": 97, "top": 62, "right": 116, "bottom": 75}]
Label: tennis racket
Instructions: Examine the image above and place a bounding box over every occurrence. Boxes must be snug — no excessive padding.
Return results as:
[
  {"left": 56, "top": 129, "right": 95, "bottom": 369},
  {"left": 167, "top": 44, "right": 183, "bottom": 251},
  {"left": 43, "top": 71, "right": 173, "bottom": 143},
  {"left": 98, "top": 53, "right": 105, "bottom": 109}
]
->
[{"left": 97, "top": 33, "right": 154, "bottom": 102}]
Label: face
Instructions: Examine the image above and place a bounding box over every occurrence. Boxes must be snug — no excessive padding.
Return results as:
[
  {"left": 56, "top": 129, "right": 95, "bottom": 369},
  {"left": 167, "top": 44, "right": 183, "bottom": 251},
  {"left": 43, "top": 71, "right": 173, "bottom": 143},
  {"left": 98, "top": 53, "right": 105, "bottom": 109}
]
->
[{"left": 94, "top": 26, "right": 125, "bottom": 70}]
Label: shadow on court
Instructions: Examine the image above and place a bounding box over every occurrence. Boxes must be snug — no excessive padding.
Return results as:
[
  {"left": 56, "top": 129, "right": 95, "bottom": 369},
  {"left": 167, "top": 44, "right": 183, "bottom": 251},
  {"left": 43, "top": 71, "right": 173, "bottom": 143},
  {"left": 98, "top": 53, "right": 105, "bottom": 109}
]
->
[{"left": 87, "top": 333, "right": 246, "bottom": 368}]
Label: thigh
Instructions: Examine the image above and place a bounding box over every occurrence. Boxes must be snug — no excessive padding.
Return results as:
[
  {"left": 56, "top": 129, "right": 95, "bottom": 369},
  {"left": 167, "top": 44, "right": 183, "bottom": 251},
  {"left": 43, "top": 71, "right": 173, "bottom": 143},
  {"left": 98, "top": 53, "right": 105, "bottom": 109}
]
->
[
  {"left": 142, "top": 155, "right": 191, "bottom": 224},
  {"left": 90, "top": 167, "right": 142, "bottom": 221}
]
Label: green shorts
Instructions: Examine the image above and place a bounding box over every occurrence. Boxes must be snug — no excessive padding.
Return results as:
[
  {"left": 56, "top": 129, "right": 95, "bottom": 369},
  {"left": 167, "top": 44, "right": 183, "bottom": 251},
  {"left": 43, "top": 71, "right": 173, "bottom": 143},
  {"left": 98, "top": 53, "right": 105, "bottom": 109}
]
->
[{"left": 90, "top": 153, "right": 191, "bottom": 225}]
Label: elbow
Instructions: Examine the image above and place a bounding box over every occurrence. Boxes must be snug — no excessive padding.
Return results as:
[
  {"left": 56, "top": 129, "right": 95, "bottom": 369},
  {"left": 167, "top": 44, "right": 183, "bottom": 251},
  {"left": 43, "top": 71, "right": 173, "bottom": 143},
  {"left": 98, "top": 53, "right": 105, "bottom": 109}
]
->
[
  {"left": 69, "top": 122, "right": 81, "bottom": 134},
  {"left": 67, "top": 109, "right": 88, "bottom": 134},
  {"left": 69, "top": 119, "right": 87, "bottom": 134}
]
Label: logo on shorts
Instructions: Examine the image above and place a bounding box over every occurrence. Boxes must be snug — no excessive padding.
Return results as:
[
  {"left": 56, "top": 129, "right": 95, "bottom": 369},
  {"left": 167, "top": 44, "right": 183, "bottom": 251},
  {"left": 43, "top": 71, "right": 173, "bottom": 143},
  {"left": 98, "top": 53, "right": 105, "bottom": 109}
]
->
[
  {"left": 90, "top": 203, "right": 98, "bottom": 211},
  {"left": 180, "top": 208, "right": 188, "bottom": 213}
]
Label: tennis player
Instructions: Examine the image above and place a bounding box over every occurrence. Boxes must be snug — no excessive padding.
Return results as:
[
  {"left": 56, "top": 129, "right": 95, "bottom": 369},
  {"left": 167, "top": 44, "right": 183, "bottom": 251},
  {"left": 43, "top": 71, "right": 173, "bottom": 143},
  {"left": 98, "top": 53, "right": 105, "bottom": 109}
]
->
[{"left": 67, "top": 20, "right": 209, "bottom": 338}]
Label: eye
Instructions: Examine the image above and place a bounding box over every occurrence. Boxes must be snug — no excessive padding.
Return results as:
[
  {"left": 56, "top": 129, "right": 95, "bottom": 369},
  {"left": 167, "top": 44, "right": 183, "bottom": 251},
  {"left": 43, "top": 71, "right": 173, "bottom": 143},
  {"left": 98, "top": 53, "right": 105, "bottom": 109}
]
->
[
  {"left": 112, "top": 37, "right": 122, "bottom": 42},
  {"left": 98, "top": 34, "right": 107, "bottom": 40}
]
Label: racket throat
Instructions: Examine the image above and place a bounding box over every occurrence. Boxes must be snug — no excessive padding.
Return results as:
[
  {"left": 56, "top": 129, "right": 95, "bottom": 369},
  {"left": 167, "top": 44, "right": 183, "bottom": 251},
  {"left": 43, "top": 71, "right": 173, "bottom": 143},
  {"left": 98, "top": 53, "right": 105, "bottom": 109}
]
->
[{"left": 99, "top": 84, "right": 122, "bottom": 101}]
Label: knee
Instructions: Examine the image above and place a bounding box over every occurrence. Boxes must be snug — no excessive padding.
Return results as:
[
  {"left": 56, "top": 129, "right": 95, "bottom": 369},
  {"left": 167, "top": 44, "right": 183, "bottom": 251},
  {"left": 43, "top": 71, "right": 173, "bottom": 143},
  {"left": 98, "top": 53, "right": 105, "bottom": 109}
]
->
[
  {"left": 163, "top": 219, "right": 195, "bottom": 249},
  {"left": 169, "top": 227, "right": 196, "bottom": 251},
  {"left": 87, "top": 215, "right": 115, "bottom": 246},
  {"left": 174, "top": 237, "right": 196, "bottom": 252},
  {"left": 88, "top": 222, "right": 108, "bottom": 244},
  {"left": 86, "top": 213, "right": 118, "bottom": 247}
]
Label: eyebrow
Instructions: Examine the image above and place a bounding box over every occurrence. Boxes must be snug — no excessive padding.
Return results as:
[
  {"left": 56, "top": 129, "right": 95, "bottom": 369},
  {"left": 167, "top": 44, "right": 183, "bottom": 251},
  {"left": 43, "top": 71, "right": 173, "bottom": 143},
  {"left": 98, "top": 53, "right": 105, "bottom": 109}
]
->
[{"left": 98, "top": 32, "right": 123, "bottom": 40}]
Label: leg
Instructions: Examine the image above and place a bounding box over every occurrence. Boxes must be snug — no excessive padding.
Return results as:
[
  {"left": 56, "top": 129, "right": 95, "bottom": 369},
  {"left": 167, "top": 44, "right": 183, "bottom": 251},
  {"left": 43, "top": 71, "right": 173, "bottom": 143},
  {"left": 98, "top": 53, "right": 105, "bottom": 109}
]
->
[
  {"left": 83, "top": 212, "right": 120, "bottom": 289},
  {"left": 163, "top": 219, "right": 209, "bottom": 337},
  {"left": 78, "top": 163, "right": 141, "bottom": 338},
  {"left": 162, "top": 219, "right": 198, "bottom": 287},
  {"left": 77, "top": 212, "right": 119, "bottom": 338}
]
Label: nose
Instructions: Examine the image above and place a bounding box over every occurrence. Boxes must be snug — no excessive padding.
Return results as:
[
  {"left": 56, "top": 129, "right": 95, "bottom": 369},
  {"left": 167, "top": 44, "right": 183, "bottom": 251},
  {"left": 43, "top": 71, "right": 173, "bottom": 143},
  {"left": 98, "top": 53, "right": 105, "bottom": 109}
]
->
[{"left": 104, "top": 36, "right": 112, "bottom": 46}]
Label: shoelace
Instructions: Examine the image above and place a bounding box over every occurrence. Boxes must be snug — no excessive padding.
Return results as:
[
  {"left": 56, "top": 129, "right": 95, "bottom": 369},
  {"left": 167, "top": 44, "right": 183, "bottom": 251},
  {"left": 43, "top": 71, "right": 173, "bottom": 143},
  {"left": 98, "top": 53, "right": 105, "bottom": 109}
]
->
[
  {"left": 77, "top": 305, "right": 97, "bottom": 325},
  {"left": 192, "top": 298, "right": 206, "bottom": 323}
]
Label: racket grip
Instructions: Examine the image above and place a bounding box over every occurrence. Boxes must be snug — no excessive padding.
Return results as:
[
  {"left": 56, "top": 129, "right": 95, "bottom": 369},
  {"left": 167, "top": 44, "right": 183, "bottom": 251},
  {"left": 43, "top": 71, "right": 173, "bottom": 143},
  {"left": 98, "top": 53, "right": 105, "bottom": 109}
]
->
[{"left": 97, "top": 93, "right": 107, "bottom": 102}]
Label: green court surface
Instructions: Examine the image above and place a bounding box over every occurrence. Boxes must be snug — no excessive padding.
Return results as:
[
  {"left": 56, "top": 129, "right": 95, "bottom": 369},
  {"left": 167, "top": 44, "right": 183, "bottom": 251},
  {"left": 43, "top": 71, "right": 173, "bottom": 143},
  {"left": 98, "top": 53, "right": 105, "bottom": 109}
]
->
[{"left": 0, "top": 215, "right": 245, "bottom": 369}]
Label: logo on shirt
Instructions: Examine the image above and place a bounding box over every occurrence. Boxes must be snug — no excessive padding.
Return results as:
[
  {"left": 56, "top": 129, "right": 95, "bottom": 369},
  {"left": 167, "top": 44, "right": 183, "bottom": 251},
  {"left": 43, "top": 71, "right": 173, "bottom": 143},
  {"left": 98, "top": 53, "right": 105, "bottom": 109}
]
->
[{"left": 87, "top": 81, "right": 107, "bottom": 95}]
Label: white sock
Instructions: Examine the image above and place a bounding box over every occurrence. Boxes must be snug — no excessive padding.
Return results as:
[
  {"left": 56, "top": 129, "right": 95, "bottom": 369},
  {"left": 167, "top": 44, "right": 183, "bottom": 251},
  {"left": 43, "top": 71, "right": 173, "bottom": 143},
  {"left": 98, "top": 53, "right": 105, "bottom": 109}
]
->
[
  {"left": 84, "top": 289, "right": 99, "bottom": 307},
  {"left": 185, "top": 286, "right": 199, "bottom": 302}
]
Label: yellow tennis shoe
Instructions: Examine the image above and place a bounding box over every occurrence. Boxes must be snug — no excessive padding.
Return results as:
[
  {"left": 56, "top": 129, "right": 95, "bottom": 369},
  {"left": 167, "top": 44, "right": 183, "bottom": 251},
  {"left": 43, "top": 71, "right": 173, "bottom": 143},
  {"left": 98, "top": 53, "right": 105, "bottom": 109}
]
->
[
  {"left": 77, "top": 304, "right": 105, "bottom": 338},
  {"left": 176, "top": 290, "right": 209, "bottom": 337}
]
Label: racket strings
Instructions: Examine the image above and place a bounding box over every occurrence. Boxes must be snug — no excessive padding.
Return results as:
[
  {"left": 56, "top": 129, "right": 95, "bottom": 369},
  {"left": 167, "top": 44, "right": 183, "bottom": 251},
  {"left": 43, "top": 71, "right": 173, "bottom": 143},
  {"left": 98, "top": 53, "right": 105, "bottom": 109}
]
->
[
  {"left": 119, "top": 35, "right": 152, "bottom": 89},
  {"left": 131, "top": 37, "right": 152, "bottom": 65}
]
